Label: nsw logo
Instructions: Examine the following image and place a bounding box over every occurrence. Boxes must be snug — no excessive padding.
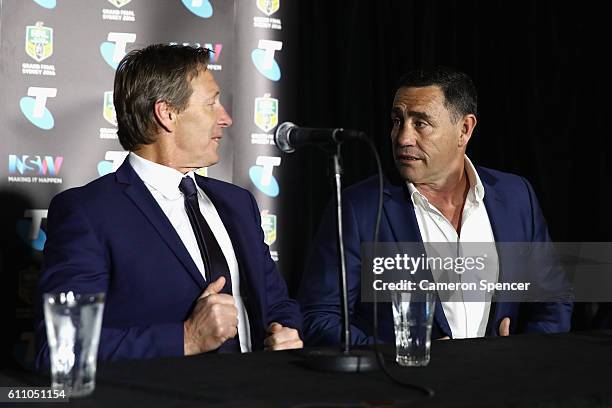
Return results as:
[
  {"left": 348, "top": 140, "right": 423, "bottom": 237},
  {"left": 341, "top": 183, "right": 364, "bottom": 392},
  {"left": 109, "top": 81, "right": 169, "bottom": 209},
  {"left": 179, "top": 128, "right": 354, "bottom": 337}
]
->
[
  {"left": 25, "top": 22, "right": 53, "bottom": 62},
  {"left": 251, "top": 40, "right": 282, "bottom": 81},
  {"left": 97, "top": 151, "right": 129, "bottom": 176},
  {"left": 100, "top": 32, "right": 136, "bottom": 70},
  {"left": 249, "top": 156, "right": 281, "bottom": 197},
  {"left": 257, "top": 0, "right": 280, "bottom": 16},
  {"left": 254, "top": 93, "right": 278, "bottom": 132},
  {"left": 103, "top": 91, "right": 117, "bottom": 126},
  {"left": 32, "top": 0, "right": 56, "bottom": 9},
  {"left": 181, "top": 0, "right": 213, "bottom": 18},
  {"left": 9, "top": 155, "right": 63, "bottom": 176},
  {"left": 16, "top": 210, "right": 48, "bottom": 251},
  {"left": 19, "top": 87, "right": 57, "bottom": 130}
]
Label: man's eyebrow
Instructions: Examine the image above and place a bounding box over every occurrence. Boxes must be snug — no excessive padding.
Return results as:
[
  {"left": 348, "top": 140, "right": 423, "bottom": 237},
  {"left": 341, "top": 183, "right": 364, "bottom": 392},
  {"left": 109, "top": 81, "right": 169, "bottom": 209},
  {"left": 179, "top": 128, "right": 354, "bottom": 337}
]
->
[
  {"left": 407, "top": 111, "right": 433, "bottom": 121},
  {"left": 205, "top": 90, "right": 220, "bottom": 100},
  {"left": 391, "top": 107, "right": 433, "bottom": 122}
]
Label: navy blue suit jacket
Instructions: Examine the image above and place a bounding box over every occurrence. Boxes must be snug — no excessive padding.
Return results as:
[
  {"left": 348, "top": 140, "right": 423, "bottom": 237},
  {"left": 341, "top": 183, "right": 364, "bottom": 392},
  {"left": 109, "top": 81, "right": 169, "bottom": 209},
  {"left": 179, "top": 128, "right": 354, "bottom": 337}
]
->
[
  {"left": 35, "top": 159, "right": 301, "bottom": 369},
  {"left": 298, "top": 166, "right": 573, "bottom": 346}
]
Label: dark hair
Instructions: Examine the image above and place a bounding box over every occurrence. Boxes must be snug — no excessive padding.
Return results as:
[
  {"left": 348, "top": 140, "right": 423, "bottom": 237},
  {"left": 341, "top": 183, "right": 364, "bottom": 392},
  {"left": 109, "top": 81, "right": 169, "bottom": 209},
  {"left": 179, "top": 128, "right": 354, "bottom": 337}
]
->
[
  {"left": 113, "top": 44, "right": 211, "bottom": 151},
  {"left": 396, "top": 66, "right": 477, "bottom": 122}
]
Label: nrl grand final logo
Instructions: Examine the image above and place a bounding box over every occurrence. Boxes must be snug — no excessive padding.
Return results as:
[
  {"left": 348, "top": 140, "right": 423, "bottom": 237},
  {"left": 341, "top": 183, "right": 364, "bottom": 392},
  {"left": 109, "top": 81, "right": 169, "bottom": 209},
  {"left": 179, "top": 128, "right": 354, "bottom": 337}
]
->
[
  {"left": 257, "top": 0, "right": 279, "bottom": 16},
  {"left": 103, "top": 92, "right": 117, "bottom": 126},
  {"left": 254, "top": 94, "right": 278, "bottom": 133},
  {"left": 25, "top": 22, "right": 53, "bottom": 62},
  {"left": 108, "top": 0, "right": 132, "bottom": 7},
  {"left": 261, "top": 210, "right": 277, "bottom": 246}
]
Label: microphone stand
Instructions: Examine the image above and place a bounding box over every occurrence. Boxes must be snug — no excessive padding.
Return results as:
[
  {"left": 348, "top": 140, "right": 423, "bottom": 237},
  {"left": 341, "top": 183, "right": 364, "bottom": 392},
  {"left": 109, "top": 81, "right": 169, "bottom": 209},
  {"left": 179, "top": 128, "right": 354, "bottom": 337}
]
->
[{"left": 301, "top": 137, "right": 378, "bottom": 372}]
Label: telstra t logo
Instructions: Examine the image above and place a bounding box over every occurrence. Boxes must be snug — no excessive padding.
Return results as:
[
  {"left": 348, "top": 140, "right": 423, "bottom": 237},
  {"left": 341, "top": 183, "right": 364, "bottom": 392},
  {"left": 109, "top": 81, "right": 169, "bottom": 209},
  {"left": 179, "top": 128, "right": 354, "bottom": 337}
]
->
[
  {"left": 98, "top": 151, "right": 129, "bottom": 176},
  {"left": 32, "top": 0, "right": 56, "bottom": 9},
  {"left": 100, "top": 32, "right": 136, "bottom": 70},
  {"left": 251, "top": 40, "right": 282, "bottom": 81},
  {"left": 19, "top": 87, "right": 57, "bottom": 130},
  {"left": 16, "top": 209, "right": 48, "bottom": 251},
  {"left": 249, "top": 156, "right": 281, "bottom": 197},
  {"left": 181, "top": 0, "right": 213, "bottom": 18}
]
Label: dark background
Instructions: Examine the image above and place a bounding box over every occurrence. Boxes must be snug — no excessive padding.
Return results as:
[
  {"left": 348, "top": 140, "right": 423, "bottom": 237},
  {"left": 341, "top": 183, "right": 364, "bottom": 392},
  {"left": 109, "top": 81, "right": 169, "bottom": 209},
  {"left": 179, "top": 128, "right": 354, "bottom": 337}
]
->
[
  {"left": 285, "top": 0, "right": 609, "bottom": 287},
  {"left": 282, "top": 0, "right": 610, "bottom": 331}
]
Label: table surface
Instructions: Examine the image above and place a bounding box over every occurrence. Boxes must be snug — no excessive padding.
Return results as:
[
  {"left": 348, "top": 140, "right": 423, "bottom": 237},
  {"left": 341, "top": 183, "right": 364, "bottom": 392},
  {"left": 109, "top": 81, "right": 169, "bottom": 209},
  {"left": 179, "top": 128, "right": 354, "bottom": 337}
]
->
[{"left": 2, "top": 330, "right": 612, "bottom": 407}]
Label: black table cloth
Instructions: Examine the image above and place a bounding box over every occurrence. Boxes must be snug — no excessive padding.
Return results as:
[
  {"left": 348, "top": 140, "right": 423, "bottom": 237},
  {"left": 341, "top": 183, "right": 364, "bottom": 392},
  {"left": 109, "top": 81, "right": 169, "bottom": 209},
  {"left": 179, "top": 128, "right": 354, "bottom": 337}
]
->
[{"left": 2, "top": 330, "right": 612, "bottom": 407}]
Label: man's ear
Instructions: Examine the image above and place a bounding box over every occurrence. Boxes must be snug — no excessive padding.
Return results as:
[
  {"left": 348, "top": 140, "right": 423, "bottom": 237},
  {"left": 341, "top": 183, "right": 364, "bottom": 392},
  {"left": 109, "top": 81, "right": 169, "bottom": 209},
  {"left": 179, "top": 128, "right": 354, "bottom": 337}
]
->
[
  {"left": 458, "top": 114, "right": 477, "bottom": 148},
  {"left": 154, "top": 100, "right": 176, "bottom": 133}
]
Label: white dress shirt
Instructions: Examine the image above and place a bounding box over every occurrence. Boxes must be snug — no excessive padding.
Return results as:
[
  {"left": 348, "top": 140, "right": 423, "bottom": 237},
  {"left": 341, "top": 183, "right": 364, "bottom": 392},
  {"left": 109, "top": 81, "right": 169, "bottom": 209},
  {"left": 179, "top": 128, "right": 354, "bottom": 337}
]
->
[
  {"left": 407, "top": 156, "right": 499, "bottom": 338},
  {"left": 129, "top": 152, "right": 252, "bottom": 352}
]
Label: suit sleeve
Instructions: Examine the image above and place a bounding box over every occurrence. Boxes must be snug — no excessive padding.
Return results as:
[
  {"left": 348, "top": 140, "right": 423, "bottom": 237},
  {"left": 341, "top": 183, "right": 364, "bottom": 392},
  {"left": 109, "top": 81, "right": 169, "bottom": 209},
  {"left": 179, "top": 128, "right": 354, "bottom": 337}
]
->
[
  {"left": 245, "top": 192, "right": 302, "bottom": 335},
  {"left": 35, "top": 191, "right": 183, "bottom": 371},
  {"left": 518, "top": 177, "right": 573, "bottom": 334},
  {"left": 297, "top": 196, "right": 373, "bottom": 346}
]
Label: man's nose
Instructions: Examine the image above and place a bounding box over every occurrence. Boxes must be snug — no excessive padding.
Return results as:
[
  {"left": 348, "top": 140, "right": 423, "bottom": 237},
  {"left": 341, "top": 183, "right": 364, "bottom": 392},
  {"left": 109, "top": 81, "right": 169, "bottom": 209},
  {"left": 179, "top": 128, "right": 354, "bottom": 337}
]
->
[
  {"left": 218, "top": 104, "right": 233, "bottom": 128},
  {"left": 395, "top": 126, "right": 417, "bottom": 146}
]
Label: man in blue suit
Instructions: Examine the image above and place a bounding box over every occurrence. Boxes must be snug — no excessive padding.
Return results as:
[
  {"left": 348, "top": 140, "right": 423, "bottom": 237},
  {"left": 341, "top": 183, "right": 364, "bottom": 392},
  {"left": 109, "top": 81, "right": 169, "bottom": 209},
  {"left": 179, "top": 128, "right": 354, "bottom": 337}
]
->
[
  {"left": 298, "top": 67, "right": 573, "bottom": 345},
  {"left": 35, "top": 44, "right": 302, "bottom": 368}
]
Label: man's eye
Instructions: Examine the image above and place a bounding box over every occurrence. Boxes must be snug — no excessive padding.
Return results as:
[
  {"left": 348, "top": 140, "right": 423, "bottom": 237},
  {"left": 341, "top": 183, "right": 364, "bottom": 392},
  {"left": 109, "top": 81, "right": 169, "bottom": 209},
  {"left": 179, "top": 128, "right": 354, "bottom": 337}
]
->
[
  {"left": 391, "top": 118, "right": 401, "bottom": 126},
  {"left": 414, "top": 120, "right": 428, "bottom": 128}
]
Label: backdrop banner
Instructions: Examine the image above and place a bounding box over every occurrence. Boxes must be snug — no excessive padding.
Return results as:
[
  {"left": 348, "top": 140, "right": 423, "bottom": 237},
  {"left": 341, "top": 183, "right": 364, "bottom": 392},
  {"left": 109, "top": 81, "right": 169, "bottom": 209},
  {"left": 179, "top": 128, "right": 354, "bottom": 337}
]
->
[{"left": 0, "top": 0, "right": 296, "bottom": 369}]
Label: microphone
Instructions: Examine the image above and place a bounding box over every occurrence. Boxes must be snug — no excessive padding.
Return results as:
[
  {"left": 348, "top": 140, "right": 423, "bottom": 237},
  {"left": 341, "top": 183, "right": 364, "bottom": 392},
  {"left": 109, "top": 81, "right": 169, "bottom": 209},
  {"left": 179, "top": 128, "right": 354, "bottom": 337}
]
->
[{"left": 274, "top": 122, "right": 366, "bottom": 153}]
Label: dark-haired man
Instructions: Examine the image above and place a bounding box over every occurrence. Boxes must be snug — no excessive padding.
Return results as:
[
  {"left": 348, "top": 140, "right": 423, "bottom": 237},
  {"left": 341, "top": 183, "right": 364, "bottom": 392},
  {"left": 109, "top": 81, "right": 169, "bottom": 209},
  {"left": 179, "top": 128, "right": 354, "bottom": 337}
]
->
[
  {"left": 298, "top": 67, "right": 573, "bottom": 345},
  {"left": 35, "top": 44, "right": 302, "bottom": 368}
]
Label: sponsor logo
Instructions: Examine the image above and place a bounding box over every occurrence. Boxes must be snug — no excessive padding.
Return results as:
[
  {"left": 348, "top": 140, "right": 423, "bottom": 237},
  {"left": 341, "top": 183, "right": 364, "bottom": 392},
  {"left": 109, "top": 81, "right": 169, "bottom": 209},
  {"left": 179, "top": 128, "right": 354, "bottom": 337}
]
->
[
  {"left": 251, "top": 40, "right": 282, "bottom": 81},
  {"left": 19, "top": 87, "right": 57, "bottom": 130},
  {"left": 169, "top": 42, "right": 223, "bottom": 71},
  {"left": 8, "top": 155, "right": 63, "bottom": 184},
  {"left": 257, "top": 0, "right": 280, "bottom": 16},
  {"left": 100, "top": 91, "right": 118, "bottom": 139},
  {"left": 25, "top": 22, "right": 53, "bottom": 62},
  {"left": 32, "top": 0, "right": 56, "bottom": 9},
  {"left": 16, "top": 210, "right": 48, "bottom": 251},
  {"left": 108, "top": 0, "right": 131, "bottom": 7},
  {"left": 100, "top": 32, "right": 136, "bottom": 69},
  {"left": 195, "top": 168, "right": 208, "bottom": 177},
  {"left": 103, "top": 91, "right": 117, "bottom": 126},
  {"left": 103, "top": 0, "right": 135, "bottom": 21},
  {"left": 254, "top": 93, "right": 278, "bottom": 132},
  {"left": 22, "top": 22, "right": 56, "bottom": 76},
  {"left": 261, "top": 210, "right": 277, "bottom": 246},
  {"left": 181, "top": 0, "right": 213, "bottom": 18},
  {"left": 249, "top": 156, "right": 280, "bottom": 197},
  {"left": 97, "top": 151, "right": 129, "bottom": 176}
]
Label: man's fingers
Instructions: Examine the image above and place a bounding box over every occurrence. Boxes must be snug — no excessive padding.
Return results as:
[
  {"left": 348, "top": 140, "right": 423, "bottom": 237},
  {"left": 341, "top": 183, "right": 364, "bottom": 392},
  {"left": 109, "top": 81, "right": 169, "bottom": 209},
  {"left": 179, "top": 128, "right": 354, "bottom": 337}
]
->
[
  {"left": 499, "top": 317, "right": 511, "bottom": 336},
  {"left": 267, "top": 322, "right": 283, "bottom": 333},
  {"left": 264, "top": 327, "right": 300, "bottom": 347},
  {"left": 267, "top": 339, "right": 304, "bottom": 351},
  {"left": 437, "top": 336, "right": 451, "bottom": 340},
  {"left": 201, "top": 277, "right": 226, "bottom": 298}
]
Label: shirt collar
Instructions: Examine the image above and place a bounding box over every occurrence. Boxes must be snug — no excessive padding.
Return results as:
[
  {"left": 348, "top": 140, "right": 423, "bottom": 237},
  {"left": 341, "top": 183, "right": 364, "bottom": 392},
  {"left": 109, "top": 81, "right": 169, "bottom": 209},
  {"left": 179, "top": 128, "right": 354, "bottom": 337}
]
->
[
  {"left": 129, "top": 152, "right": 196, "bottom": 200},
  {"left": 406, "top": 155, "right": 485, "bottom": 206}
]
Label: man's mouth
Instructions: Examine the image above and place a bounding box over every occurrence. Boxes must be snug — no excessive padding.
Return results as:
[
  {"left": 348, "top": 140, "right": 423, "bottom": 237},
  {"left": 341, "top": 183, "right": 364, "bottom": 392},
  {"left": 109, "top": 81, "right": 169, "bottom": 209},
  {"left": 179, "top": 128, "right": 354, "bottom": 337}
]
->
[{"left": 397, "top": 154, "right": 422, "bottom": 163}]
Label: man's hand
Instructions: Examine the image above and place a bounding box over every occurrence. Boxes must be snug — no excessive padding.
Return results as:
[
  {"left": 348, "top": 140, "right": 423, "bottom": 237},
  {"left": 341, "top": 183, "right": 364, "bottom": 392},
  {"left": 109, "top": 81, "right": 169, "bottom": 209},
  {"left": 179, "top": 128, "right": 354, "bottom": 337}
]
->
[
  {"left": 499, "top": 317, "right": 510, "bottom": 336},
  {"left": 184, "top": 277, "right": 238, "bottom": 355},
  {"left": 263, "top": 322, "right": 303, "bottom": 351}
]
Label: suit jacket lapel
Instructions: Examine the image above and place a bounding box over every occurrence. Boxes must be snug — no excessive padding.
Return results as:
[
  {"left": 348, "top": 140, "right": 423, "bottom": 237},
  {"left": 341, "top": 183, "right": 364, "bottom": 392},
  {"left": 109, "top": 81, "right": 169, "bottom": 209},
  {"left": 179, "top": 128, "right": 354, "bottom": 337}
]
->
[
  {"left": 479, "top": 167, "right": 516, "bottom": 335},
  {"left": 382, "top": 175, "right": 452, "bottom": 338},
  {"left": 115, "top": 159, "right": 206, "bottom": 289}
]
